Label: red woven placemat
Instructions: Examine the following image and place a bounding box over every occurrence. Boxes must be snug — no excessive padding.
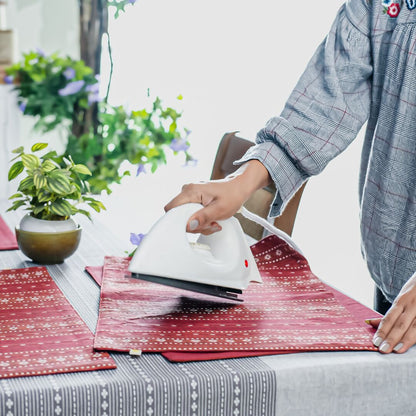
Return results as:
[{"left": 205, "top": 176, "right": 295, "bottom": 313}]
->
[
  {"left": 0, "top": 216, "right": 18, "bottom": 250},
  {"left": 92, "top": 235, "right": 379, "bottom": 358},
  {"left": 0, "top": 266, "right": 116, "bottom": 378},
  {"left": 85, "top": 265, "right": 104, "bottom": 286},
  {"left": 162, "top": 284, "right": 379, "bottom": 362}
]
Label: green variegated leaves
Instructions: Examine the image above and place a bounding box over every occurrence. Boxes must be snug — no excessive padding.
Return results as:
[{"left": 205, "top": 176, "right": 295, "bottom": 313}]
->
[
  {"left": 33, "top": 170, "right": 47, "bottom": 189},
  {"left": 42, "top": 159, "right": 58, "bottom": 172},
  {"left": 83, "top": 196, "right": 106, "bottom": 213},
  {"left": 17, "top": 176, "right": 35, "bottom": 193},
  {"left": 7, "top": 143, "right": 105, "bottom": 220},
  {"left": 21, "top": 154, "right": 40, "bottom": 170},
  {"left": 8, "top": 161, "right": 24, "bottom": 181},
  {"left": 47, "top": 171, "right": 73, "bottom": 195},
  {"left": 31, "top": 142, "right": 48, "bottom": 152},
  {"left": 49, "top": 200, "right": 74, "bottom": 218},
  {"left": 72, "top": 164, "right": 92, "bottom": 176}
]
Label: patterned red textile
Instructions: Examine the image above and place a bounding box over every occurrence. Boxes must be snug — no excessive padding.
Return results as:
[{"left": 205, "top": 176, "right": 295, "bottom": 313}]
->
[
  {"left": 0, "top": 267, "right": 116, "bottom": 379},
  {"left": 163, "top": 285, "right": 380, "bottom": 362},
  {"left": 93, "top": 235, "right": 379, "bottom": 357},
  {"left": 0, "top": 216, "right": 18, "bottom": 250},
  {"left": 85, "top": 265, "right": 103, "bottom": 286}
]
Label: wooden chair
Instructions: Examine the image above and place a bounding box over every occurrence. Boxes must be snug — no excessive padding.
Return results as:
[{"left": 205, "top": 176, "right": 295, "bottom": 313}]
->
[{"left": 210, "top": 131, "right": 306, "bottom": 241}]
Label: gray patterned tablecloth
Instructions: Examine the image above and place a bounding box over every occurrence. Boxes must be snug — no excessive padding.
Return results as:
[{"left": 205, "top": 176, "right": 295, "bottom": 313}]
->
[{"left": 1, "top": 206, "right": 416, "bottom": 416}]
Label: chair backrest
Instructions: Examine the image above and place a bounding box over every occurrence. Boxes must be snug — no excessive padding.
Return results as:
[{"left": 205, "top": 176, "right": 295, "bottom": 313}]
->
[{"left": 210, "top": 131, "right": 306, "bottom": 240}]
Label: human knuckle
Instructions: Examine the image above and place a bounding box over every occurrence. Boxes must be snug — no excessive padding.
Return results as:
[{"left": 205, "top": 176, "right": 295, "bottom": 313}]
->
[
  {"left": 381, "top": 314, "right": 392, "bottom": 326},
  {"left": 409, "top": 296, "right": 416, "bottom": 308},
  {"left": 394, "top": 317, "right": 409, "bottom": 331},
  {"left": 181, "top": 183, "right": 194, "bottom": 192},
  {"left": 198, "top": 211, "right": 211, "bottom": 225},
  {"left": 391, "top": 301, "right": 405, "bottom": 313},
  {"left": 392, "top": 299, "right": 405, "bottom": 312},
  {"left": 399, "top": 336, "right": 413, "bottom": 351},
  {"left": 376, "top": 331, "right": 386, "bottom": 340}
]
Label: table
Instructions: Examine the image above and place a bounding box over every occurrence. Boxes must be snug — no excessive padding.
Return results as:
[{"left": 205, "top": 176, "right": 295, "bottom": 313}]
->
[{"left": 1, "top": 206, "right": 416, "bottom": 416}]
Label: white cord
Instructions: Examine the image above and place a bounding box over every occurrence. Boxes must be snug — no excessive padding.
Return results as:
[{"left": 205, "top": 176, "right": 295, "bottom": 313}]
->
[{"left": 238, "top": 206, "right": 304, "bottom": 256}]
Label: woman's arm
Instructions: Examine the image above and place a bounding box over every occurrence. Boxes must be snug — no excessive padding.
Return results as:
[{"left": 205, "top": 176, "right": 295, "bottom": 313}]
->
[{"left": 164, "top": 159, "right": 271, "bottom": 234}]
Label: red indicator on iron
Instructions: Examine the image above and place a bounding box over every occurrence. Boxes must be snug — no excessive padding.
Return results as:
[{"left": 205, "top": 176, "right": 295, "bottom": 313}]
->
[{"left": 244, "top": 259, "right": 248, "bottom": 268}]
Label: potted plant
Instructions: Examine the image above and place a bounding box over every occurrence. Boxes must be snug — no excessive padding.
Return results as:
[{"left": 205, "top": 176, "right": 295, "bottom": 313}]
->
[{"left": 7, "top": 142, "right": 105, "bottom": 264}]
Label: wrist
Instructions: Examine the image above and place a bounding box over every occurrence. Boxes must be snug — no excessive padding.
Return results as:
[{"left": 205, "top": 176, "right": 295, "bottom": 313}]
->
[{"left": 228, "top": 160, "right": 271, "bottom": 200}]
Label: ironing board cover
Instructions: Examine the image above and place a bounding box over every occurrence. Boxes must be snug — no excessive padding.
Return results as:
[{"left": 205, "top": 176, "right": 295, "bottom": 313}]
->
[
  {"left": 0, "top": 215, "right": 18, "bottom": 250},
  {"left": 0, "top": 266, "right": 116, "bottom": 379},
  {"left": 93, "top": 235, "right": 379, "bottom": 357}
]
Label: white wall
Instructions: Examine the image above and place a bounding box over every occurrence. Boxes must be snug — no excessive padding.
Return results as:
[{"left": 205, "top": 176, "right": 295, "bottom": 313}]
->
[
  {"left": 0, "top": 85, "right": 19, "bottom": 196},
  {"left": 9, "top": 0, "right": 78, "bottom": 57},
  {"left": 102, "top": 0, "right": 374, "bottom": 307},
  {"left": 0, "top": 1, "right": 79, "bottom": 195},
  {"left": 4, "top": 0, "right": 79, "bottom": 155},
  {"left": 3, "top": 0, "right": 374, "bottom": 307}
]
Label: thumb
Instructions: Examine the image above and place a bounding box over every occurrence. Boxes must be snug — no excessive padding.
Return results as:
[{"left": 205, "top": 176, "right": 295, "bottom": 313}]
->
[
  {"left": 187, "top": 201, "right": 235, "bottom": 234},
  {"left": 365, "top": 317, "right": 382, "bottom": 328}
]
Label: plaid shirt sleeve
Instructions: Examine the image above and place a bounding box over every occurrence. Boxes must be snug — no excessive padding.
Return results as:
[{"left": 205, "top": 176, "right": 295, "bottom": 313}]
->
[{"left": 236, "top": 0, "right": 372, "bottom": 217}]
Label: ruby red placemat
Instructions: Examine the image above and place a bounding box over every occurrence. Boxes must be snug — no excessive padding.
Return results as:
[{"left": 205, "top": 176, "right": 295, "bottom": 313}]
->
[
  {"left": 0, "top": 266, "right": 116, "bottom": 378},
  {"left": 0, "top": 215, "right": 18, "bottom": 250},
  {"left": 162, "top": 284, "right": 380, "bottom": 362},
  {"left": 92, "top": 235, "right": 379, "bottom": 357},
  {"left": 86, "top": 262, "right": 379, "bottom": 362},
  {"left": 85, "top": 265, "right": 103, "bottom": 286}
]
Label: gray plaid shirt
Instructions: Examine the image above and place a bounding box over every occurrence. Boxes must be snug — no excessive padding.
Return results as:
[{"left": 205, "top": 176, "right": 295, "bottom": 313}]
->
[{"left": 238, "top": 0, "right": 416, "bottom": 302}]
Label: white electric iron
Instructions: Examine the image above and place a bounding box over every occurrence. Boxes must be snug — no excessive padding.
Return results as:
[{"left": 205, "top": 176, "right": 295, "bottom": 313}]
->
[{"left": 128, "top": 203, "right": 262, "bottom": 301}]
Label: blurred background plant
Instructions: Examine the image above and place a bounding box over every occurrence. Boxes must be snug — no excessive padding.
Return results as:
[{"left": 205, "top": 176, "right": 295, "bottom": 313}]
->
[{"left": 4, "top": 0, "right": 192, "bottom": 194}]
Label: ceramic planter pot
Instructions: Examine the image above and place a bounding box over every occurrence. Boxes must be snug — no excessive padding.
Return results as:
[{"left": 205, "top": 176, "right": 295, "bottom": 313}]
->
[{"left": 15, "top": 214, "right": 82, "bottom": 264}]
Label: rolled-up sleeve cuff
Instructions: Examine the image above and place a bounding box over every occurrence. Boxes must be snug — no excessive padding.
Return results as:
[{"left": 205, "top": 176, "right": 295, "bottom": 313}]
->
[{"left": 234, "top": 141, "right": 306, "bottom": 217}]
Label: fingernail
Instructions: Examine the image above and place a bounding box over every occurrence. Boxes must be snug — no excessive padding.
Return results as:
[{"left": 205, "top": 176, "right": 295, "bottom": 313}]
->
[
  {"left": 379, "top": 341, "right": 390, "bottom": 352},
  {"left": 373, "top": 336, "right": 383, "bottom": 347},
  {"left": 189, "top": 219, "right": 199, "bottom": 231},
  {"left": 365, "top": 317, "right": 380, "bottom": 324},
  {"left": 393, "top": 342, "right": 403, "bottom": 352}
]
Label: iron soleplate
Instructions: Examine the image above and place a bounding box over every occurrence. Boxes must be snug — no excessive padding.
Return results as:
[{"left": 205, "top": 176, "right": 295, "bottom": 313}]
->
[{"left": 130, "top": 273, "right": 243, "bottom": 302}]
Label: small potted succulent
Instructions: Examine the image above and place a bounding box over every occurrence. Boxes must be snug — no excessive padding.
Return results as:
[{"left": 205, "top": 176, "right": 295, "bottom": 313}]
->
[{"left": 7, "top": 142, "right": 105, "bottom": 264}]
